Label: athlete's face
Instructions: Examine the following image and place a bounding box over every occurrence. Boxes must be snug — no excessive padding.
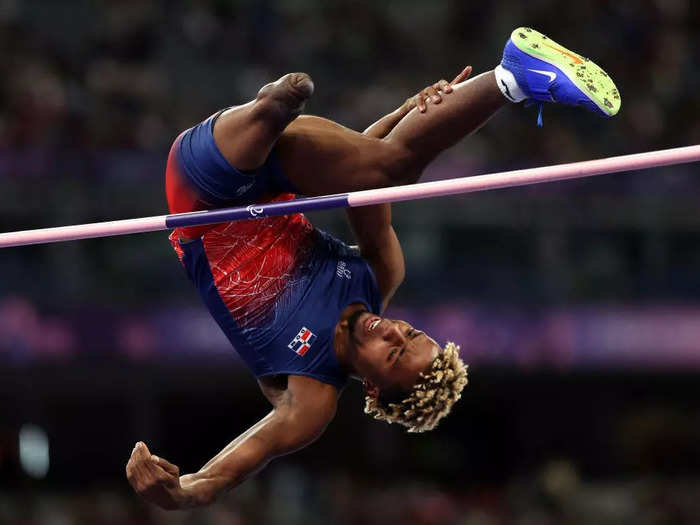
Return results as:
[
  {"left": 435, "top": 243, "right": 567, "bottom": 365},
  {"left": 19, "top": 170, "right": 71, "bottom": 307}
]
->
[{"left": 349, "top": 311, "right": 440, "bottom": 393}]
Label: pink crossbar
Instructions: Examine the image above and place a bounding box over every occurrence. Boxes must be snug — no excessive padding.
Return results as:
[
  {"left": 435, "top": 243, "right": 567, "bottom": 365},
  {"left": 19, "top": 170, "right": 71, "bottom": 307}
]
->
[
  {"left": 348, "top": 144, "right": 700, "bottom": 206},
  {"left": 1, "top": 144, "right": 699, "bottom": 248}
]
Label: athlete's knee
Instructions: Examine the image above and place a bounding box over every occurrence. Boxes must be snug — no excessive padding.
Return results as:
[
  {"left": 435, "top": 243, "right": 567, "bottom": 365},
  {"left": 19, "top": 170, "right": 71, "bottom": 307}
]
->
[
  {"left": 252, "top": 73, "right": 314, "bottom": 121},
  {"left": 379, "top": 139, "right": 424, "bottom": 185}
]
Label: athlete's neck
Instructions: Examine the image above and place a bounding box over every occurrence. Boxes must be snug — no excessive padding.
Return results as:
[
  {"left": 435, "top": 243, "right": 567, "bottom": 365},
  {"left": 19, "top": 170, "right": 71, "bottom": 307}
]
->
[{"left": 333, "top": 302, "right": 367, "bottom": 377}]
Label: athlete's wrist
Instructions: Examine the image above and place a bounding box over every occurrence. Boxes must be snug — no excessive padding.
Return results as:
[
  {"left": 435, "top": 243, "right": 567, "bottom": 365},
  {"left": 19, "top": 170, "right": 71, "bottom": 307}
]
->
[{"left": 176, "top": 473, "right": 217, "bottom": 508}]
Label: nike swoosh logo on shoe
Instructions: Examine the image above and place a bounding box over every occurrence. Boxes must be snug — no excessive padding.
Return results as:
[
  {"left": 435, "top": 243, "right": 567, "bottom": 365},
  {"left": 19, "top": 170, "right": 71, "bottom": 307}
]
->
[
  {"left": 500, "top": 79, "right": 516, "bottom": 101},
  {"left": 527, "top": 69, "right": 557, "bottom": 82}
]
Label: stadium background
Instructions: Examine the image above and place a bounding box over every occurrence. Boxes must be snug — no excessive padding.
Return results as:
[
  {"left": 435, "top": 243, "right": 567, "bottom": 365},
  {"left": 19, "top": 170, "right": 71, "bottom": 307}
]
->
[{"left": 1, "top": 0, "right": 700, "bottom": 523}]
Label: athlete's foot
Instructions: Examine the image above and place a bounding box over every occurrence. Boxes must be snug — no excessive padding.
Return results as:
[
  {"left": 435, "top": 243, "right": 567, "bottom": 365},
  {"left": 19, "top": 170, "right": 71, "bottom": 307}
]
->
[
  {"left": 495, "top": 27, "right": 621, "bottom": 122},
  {"left": 257, "top": 72, "right": 315, "bottom": 121}
]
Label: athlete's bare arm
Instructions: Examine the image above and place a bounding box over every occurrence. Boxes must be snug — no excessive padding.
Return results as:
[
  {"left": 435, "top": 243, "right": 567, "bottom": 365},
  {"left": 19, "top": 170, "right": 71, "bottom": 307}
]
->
[
  {"left": 347, "top": 68, "right": 473, "bottom": 310},
  {"left": 126, "top": 376, "right": 337, "bottom": 510}
]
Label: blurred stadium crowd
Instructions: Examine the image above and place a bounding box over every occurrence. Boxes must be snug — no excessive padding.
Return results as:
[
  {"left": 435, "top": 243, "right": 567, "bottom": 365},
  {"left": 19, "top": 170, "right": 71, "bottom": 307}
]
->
[
  {"left": 5, "top": 474, "right": 700, "bottom": 525},
  {"left": 2, "top": 0, "right": 698, "bottom": 153},
  {"left": 2, "top": 0, "right": 700, "bottom": 523},
  {"left": 1, "top": 0, "right": 700, "bottom": 360}
]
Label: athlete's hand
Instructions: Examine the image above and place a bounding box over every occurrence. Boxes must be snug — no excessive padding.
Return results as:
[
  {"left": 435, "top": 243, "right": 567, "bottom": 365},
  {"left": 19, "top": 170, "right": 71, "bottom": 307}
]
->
[
  {"left": 408, "top": 65, "right": 473, "bottom": 113},
  {"left": 126, "top": 442, "right": 184, "bottom": 510},
  {"left": 365, "top": 66, "right": 473, "bottom": 138}
]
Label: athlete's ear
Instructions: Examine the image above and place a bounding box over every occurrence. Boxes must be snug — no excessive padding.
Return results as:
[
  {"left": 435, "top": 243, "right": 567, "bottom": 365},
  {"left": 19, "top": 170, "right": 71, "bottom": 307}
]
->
[{"left": 363, "top": 379, "right": 380, "bottom": 399}]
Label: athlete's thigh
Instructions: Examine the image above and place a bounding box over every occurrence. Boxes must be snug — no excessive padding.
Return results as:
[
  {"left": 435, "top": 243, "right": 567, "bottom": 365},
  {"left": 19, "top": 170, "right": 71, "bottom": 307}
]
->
[
  {"left": 274, "top": 116, "right": 409, "bottom": 196},
  {"left": 213, "top": 101, "right": 281, "bottom": 172}
]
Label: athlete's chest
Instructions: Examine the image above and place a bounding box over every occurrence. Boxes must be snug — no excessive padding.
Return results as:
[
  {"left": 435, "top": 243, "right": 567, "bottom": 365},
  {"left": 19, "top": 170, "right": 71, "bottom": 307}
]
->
[{"left": 257, "top": 255, "right": 368, "bottom": 374}]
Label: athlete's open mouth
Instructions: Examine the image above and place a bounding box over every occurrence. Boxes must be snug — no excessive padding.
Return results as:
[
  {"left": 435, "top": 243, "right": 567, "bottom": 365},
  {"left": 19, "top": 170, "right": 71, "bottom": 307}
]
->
[{"left": 364, "top": 316, "right": 381, "bottom": 334}]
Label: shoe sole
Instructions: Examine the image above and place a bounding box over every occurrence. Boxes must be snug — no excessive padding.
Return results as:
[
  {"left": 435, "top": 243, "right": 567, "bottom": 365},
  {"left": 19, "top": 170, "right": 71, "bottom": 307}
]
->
[{"left": 510, "top": 27, "right": 621, "bottom": 117}]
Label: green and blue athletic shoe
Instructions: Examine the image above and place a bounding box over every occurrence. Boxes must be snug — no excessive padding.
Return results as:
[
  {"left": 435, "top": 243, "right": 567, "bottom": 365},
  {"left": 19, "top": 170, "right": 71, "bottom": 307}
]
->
[{"left": 500, "top": 27, "right": 621, "bottom": 122}]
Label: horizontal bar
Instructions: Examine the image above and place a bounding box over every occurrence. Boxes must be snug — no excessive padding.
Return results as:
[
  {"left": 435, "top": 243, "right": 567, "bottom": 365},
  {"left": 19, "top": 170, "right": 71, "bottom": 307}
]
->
[
  {"left": 164, "top": 194, "right": 349, "bottom": 229},
  {"left": 0, "top": 216, "right": 168, "bottom": 248},
  {"left": 1, "top": 144, "right": 698, "bottom": 248},
  {"left": 349, "top": 144, "right": 700, "bottom": 206}
]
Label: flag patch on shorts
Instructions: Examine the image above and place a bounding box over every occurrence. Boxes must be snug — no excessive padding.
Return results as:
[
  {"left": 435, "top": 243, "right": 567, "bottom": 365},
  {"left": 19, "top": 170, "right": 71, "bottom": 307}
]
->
[{"left": 288, "top": 327, "right": 316, "bottom": 356}]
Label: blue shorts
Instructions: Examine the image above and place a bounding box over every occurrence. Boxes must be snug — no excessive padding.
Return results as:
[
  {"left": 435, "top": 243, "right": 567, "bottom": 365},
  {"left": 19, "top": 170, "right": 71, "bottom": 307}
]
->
[{"left": 175, "top": 110, "right": 298, "bottom": 207}]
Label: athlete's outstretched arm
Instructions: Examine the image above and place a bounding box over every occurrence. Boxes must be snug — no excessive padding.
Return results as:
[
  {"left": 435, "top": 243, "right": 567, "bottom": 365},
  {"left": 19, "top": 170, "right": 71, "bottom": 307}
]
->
[
  {"left": 126, "top": 376, "right": 337, "bottom": 510},
  {"left": 347, "top": 68, "right": 472, "bottom": 310}
]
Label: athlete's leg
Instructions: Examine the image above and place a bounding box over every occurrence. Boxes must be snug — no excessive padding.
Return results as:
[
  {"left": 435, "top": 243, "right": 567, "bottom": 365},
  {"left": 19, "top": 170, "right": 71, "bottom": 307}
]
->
[
  {"left": 213, "top": 72, "right": 314, "bottom": 171},
  {"left": 166, "top": 72, "right": 313, "bottom": 239},
  {"left": 275, "top": 71, "right": 506, "bottom": 196},
  {"left": 277, "top": 25, "right": 620, "bottom": 196},
  {"left": 383, "top": 71, "right": 505, "bottom": 173}
]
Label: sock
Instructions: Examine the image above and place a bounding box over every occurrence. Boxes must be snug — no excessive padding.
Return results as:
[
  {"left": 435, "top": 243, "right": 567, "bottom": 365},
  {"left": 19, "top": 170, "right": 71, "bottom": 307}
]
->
[{"left": 494, "top": 64, "right": 527, "bottom": 103}]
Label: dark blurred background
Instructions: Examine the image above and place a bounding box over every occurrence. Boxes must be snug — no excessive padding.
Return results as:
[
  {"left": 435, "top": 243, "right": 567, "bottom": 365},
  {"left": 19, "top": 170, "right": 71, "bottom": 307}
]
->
[{"left": 1, "top": 0, "right": 700, "bottom": 523}]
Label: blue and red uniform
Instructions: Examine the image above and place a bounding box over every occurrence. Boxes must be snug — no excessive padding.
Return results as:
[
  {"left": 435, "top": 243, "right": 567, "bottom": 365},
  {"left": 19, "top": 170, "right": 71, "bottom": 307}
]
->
[{"left": 165, "top": 111, "right": 382, "bottom": 389}]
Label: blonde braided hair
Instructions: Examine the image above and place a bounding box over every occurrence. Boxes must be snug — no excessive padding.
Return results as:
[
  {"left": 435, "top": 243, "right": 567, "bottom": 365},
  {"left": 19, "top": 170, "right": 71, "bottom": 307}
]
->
[{"left": 364, "top": 342, "right": 468, "bottom": 433}]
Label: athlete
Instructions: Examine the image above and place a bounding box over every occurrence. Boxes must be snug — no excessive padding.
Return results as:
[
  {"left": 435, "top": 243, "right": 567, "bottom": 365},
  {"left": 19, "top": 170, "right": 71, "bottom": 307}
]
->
[{"left": 126, "top": 28, "right": 620, "bottom": 510}]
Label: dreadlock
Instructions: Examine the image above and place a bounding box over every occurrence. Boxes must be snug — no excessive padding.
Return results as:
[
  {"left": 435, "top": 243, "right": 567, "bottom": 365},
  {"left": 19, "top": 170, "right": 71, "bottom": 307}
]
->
[{"left": 364, "top": 342, "right": 468, "bottom": 433}]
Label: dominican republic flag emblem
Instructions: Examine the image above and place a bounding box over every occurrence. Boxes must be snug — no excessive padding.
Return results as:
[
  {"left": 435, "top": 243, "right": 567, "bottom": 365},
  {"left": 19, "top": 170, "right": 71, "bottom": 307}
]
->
[{"left": 288, "top": 327, "right": 317, "bottom": 356}]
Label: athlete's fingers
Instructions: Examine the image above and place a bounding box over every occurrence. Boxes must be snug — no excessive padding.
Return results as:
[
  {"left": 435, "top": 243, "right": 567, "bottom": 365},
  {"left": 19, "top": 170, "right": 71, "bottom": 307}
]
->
[
  {"left": 129, "top": 443, "right": 156, "bottom": 478},
  {"left": 451, "top": 66, "right": 472, "bottom": 86},
  {"left": 425, "top": 85, "right": 442, "bottom": 104},
  {"left": 414, "top": 93, "right": 427, "bottom": 113},
  {"left": 401, "top": 97, "right": 416, "bottom": 114},
  {"left": 152, "top": 455, "right": 180, "bottom": 477},
  {"left": 132, "top": 441, "right": 151, "bottom": 460},
  {"left": 127, "top": 448, "right": 154, "bottom": 485},
  {"left": 436, "top": 79, "right": 452, "bottom": 94},
  {"left": 451, "top": 65, "right": 472, "bottom": 85},
  {"left": 151, "top": 463, "right": 179, "bottom": 487}
]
